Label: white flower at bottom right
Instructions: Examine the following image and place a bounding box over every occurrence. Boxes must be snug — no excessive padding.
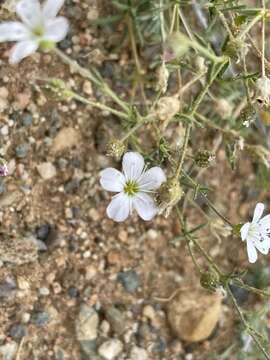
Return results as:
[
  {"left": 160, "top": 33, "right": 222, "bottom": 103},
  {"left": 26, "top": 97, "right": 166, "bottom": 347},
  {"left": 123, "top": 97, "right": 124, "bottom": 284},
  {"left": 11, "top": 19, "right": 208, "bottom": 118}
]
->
[{"left": 240, "top": 202, "right": 270, "bottom": 263}]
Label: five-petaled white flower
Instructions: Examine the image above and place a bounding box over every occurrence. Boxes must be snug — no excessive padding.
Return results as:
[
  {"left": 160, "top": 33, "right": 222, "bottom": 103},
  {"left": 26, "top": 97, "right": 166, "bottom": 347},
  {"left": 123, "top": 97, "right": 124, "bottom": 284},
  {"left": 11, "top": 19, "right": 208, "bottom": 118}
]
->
[
  {"left": 0, "top": 0, "right": 69, "bottom": 64},
  {"left": 240, "top": 203, "right": 270, "bottom": 263},
  {"left": 100, "top": 152, "right": 166, "bottom": 222}
]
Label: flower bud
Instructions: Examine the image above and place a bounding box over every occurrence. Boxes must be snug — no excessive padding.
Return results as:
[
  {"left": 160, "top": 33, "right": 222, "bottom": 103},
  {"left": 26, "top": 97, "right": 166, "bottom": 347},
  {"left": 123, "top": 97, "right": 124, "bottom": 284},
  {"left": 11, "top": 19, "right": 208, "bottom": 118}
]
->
[
  {"left": 163, "top": 32, "right": 189, "bottom": 62},
  {"left": 194, "top": 55, "right": 207, "bottom": 74},
  {"left": 0, "top": 158, "right": 8, "bottom": 177},
  {"left": 254, "top": 76, "right": 270, "bottom": 109},
  {"left": 156, "top": 62, "right": 169, "bottom": 94},
  {"left": 194, "top": 150, "right": 216, "bottom": 168},
  {"left": 45, "top": 78, "right": 74, "bottom": 100},
  {"left": 239, "top": 105, "right": 256, "bottom": 126},
  {"left": 154, "top": 96, "right": 181, "bottom": 122},
  {"left": 200, "top": 271, "right": 219, "bottom": 292},
  {"left": 223, "top": 38, "right": 248, "bottom": 62},
  {"left": 157, "top": 177, "right": 183, "bottom": 217},
  {"left": 106, "top": 139, "right": 126, "bottom": 161}
]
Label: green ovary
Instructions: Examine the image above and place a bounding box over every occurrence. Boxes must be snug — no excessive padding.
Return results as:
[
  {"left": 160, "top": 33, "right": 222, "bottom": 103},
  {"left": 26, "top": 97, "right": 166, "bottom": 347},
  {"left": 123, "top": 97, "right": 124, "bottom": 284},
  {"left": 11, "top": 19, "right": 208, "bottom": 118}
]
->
[
  {"left": 33, "top": 25, "right": 45, "bottom": 37},
  {"left": 124, "top": 180, "right": 139, "bottom": 196}
]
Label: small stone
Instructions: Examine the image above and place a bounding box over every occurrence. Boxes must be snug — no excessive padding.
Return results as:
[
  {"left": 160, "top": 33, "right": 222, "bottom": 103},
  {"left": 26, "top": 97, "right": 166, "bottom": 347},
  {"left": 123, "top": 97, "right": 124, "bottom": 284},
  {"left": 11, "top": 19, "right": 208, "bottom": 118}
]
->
[
  {"left": 98, "top": 339, "right": 123, "bottom": 360},
  {"left": 22, "top": 113, "right": 33, "bottom": 126},
  {"left": 76, "top": 305, "right": 99, "bottom": 342},
  {"left": 0, "top": 342, "right": 18, "bottom": 360},
  {"left": 117, "top": 270, "right": 140, "bottom": 293},
  {"left": 9, "top": 324, "right": 27, "bottom": 340},
  {"left": 83, "top": 81, "right": 93, "bottom": 95},
  {"left": 36, "top": 224, "right": 51, "bottom": 241},
  {"left": 167, "top": 287, "right": 222, "bottom": 342},
  {"left": 130, "top": 346, "right": 148, "bottom": 360},
  {"left": 32, "top": 311, "right": 50, "bottom": 327},
  {"left": 52, "top": 127, "right": 81, "bottom": 153},
  {"left": 37, "top": 162, "right": 57, "bottom": 180},
  {"left": 67, "top": 287, "right": 79, "bottom": 298},
  {"left": 39, "top": 287, "right": 50, "bottom": 296},
  {"left": 0, "top": 98, "right": 8, "bottom": 113},
  {"left": 1, "top": 125, "right": 9, "bottom": 136},
  {"left": 15, "top": 144, "right": 29, "bottom": 158},
  {"left": 105, "top": 306, "right": 126, "bottom": 335}
]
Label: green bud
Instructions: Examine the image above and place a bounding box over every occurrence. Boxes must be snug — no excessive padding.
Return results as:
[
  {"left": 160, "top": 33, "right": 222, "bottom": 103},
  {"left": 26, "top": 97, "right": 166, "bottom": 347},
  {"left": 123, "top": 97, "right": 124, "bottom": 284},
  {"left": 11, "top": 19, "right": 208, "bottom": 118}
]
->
[
  {"left": 157, "top": 177, "right": 183, "bottom": 217},
  {"left": 200, "top": 271, "right": 219, "bottom": 292},
  {"left": 223, "top": 38, "right": 248, "bottom": 61}
]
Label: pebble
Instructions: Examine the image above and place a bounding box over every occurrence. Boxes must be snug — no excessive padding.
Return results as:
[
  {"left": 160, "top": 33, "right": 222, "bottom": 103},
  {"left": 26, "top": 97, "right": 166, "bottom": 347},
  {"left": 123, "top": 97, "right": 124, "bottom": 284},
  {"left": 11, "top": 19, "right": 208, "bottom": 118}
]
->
[
  {"left": 39, "top": 287, "right": 50, "bottom": 296},
  {"left": 31, "top": 311, "right": 51, "bottom": 327},
  {"left": 98, "top": 339, "right": 123, "bottom": 360},
  {"left": 117, "top": 270, "right": 140, "bottom": 293},
  {"left": 9, "top": 324, "right": 27, "bottom": 340},
  {"left": 15, "top": 144, "right": 29, "bottom": 158},
  {"left": 52, "top": 127, "right": 81, "bottom": 153},
  {"left": 22, "top": 113, "right": 33, "bottom": 126},
  {"left": 105, "top": 306, "right": 126, "bottom": 335},
  {"left": 130, "top": 346, "right": 148, "bottom": 360},
  {"left": 36, "top": 223, "right": 51, "bottom": 242},
  {"left": 37, "top": 162, "right": 57, "bottom": 180},
  {"left": 83, "top": 81, "right": 93, "bottom": 96},
  {"left": 68, "top": 286, "right": 79, "bottom": 298},
  {"left": 1, "top": 125, "right": 9, "bottom": 136},
  {"left": 75, "top": 305, "right": 99, "bottom": 342},
  {"left": 0, "top": 342, "right": 18, "bottom": 360}
]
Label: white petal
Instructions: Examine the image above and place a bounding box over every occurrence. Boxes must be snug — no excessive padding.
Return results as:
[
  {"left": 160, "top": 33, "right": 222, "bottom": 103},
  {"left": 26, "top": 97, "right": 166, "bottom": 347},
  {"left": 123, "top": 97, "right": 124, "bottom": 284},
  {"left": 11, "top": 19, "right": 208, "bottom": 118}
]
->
[
  {"left": 240, "top": 222, "right": 250, "bottom": 241},
  {"left": 138, "top": 166, "right": 166, "bottom": 191},
  {"left": 259, "top": 214, "right": 270, "bottom": 228},
  {"left": 16, "top": 0, "right": 42, "bottom": 28},
  {"left": 122, "top": 152, "right": 145, "bottom": 181},
  {"left": 255, "top": 240, "right": 269, "bottom": 255},
  {"left": 133, "top": 193, "right": 157, "bottom": 221},
  {"left": 9, "top": 40, "right": 38, "bottom": 64},
  {"left": 0, "top": 22, "right": 30, "bottom": 42},
  {"left": 106, "top": 193, "right": 130, "bottom": 222},
  {"left": 252, "top": 203, "right": 264, "bottom": 223},
  {"left": 247, "top": 242, "right": 258, "bottom": 263},
  {"left": 100, "top": 168, "right": 125, "bottom": 192},
  {"left": 43, "top": 17, "right": 69, "bottom": 42},
  {"left": 42, "top": 0, "right": 65, "bottom": 18}
]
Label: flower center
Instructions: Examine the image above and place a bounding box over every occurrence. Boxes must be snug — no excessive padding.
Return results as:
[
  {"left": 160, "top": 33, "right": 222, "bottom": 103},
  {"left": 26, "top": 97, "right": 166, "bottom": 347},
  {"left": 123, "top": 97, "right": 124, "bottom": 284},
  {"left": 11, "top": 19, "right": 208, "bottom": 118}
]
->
[
  {"left": 32, "top": 25, "right": 45, "bottom": 37},
  {"left": 124, "top": 180, "right": 139, "bottom": 196}
]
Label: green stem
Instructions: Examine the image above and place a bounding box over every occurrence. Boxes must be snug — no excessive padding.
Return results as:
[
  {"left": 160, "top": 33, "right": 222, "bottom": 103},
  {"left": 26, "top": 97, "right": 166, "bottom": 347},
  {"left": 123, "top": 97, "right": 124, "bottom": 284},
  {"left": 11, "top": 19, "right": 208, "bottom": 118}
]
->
[{"left": 238, "top": 13, "right": 263, "bottom": 40}]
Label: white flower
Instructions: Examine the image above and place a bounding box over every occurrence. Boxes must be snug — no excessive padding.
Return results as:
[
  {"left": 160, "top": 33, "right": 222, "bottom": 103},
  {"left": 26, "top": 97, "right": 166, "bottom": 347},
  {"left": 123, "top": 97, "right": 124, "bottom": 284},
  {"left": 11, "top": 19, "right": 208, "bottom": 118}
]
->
[
  {"left": 100, "top": 152, "right": 166, "bottom": 222},
  {"left": 240, "top": 203, "right": 270, "bottom": 263},
  {"left": 0, "top": 0, "right": 69, "bottom": 64}
]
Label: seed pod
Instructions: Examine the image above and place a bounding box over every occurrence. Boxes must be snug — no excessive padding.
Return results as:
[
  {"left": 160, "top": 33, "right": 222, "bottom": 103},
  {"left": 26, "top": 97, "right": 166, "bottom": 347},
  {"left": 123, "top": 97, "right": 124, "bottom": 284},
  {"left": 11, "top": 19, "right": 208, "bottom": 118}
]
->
[
  {"left": 106, "top": 139, "right": 126, "bottom": 161},
  {"left": 194, "top": 150, "right": 216, "bottom": 168},
  {"left": 155, "top": 96, "right": 181, "bottom": 122},
  {"left": 163, "top": 32, "right": 189, "bottom": 62},
  {"left": 200, "top": 271, "right": 219, "bottom": 292},
  {"left": 156, "top": 62, "right": 169, "bottom": 94},
  {"left": 157, "top": 177, "right": 183, "bottom": 217},
  {"left": 254, "top": 76, "right": 270, "bottom": 109}
]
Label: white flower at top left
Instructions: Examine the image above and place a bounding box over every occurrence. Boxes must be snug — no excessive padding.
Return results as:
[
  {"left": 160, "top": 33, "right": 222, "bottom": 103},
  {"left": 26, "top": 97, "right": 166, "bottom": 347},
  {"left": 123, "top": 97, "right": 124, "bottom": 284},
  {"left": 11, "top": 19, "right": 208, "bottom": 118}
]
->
[
  {"left": 100, "top": 152, "right": 166, "bottom": 222},
  {"left": 0, "top": 0, "right": 69, "bottom": 64}
]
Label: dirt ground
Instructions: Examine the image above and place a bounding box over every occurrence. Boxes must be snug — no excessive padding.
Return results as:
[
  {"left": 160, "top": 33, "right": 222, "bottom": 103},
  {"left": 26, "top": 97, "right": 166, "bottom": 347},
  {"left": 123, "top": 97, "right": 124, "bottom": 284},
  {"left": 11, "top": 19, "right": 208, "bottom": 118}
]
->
[{"left": 0, "top": 1, "right": 270, "bottom": 360}]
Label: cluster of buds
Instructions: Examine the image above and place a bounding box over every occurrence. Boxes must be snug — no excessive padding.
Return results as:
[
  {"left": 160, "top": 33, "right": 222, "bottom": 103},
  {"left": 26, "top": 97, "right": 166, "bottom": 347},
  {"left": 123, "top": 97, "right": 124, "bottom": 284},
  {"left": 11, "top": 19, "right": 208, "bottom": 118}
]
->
[
  {"left": 0, "top": 158, "right": 8, "bottom": 177},
  {"left": 44, "top": 78, "right": 74, "bottom": 101},
  {"left": 239, "top": 104, "right": 256, "bottom": 127},
  {"left": 194, "top": 150, "right": 216, "bottom": 168},
  {"left": 156, "top": 61, "right": 169, "bottom": 94},
  {"left": 106, "top": 139, "right": 126, "bottom": 161},
  {"left": 200, "top": 271, "right": 220, "bottom": 292},
  {"left": 157, "top": 177, "right": 183, "bottom": 217},
  {"left": 223, "top": 38, "right": 249, "bottom": 62}
]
